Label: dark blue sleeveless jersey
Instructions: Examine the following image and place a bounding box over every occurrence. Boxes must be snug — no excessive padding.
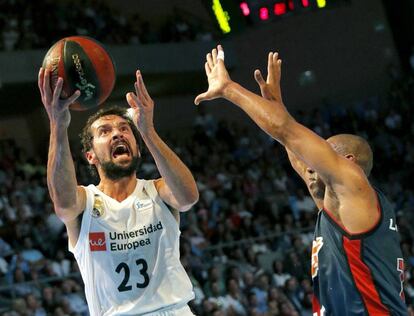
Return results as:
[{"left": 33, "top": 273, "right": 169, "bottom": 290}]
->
[{"left": 312, "top": 190, "right": 408, "bottom": 315}]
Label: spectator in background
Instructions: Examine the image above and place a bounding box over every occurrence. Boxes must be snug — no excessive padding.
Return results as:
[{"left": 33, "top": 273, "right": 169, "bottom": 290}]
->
[
  {"left": 222, "top": 277, "right": 248, "bottom": 315},
  {"left": 12, "top": 268, "right": 37, "bottom": 297},
  {"left": 271, "top": 259, "right": 291, "bottom": 287},
  {"left": 250, "top": 274, "right": 270, "bottom": 314},
  {"left": 41, "top": 286, "right": 59, "bottom": 315},
  {"left": 50, "top": 250, "right": 71, "bottom": 278},
  {"left": 60, "top": 279, "right": 88, "bottom": 316},
  {"left": 25, "top": 293, "right": 47, "bottom": 316},
  {"left": 20, "top": 237, "right": 45, "bottom": 269},
  {"left": 204, "top": 266, "right": 225, "bottom": 297},
  {"left": 0, "top": 0, "right": 218, "bottom": 51},
  {"left": 284, "top": 277, "right": 303, "bottom": 313}
]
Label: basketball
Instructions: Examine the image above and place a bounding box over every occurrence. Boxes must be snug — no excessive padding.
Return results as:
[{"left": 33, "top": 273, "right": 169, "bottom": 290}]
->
[{"left": 42, "top": 36, "right": 116, "bottom": 111}]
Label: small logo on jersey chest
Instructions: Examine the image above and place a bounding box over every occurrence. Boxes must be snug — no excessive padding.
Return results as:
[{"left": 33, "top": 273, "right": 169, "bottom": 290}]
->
[
  {"left": 89, "top": 232, "right": 107, "bottom": 251},
  {"left": 92, "top": 194, "right": 104, "bottom": 218},
  {"left": 133, "top": 198, "right": 153, "bottom": 211}
]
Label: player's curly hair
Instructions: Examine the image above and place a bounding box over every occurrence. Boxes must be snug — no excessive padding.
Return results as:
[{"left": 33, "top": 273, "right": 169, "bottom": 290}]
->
[{"left": 80, "top": 106, "right": 141, "bottom": 176}]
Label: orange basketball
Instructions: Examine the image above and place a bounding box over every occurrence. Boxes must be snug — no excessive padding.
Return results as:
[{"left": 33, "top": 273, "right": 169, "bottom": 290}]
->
[{"left": 42, "top": 36, "right": 116, "bottom": 111}]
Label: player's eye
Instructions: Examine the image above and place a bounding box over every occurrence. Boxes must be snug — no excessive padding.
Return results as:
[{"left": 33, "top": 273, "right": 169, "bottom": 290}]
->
[{"left": 99, "top": 129, "right": 109, "bottom": 136}]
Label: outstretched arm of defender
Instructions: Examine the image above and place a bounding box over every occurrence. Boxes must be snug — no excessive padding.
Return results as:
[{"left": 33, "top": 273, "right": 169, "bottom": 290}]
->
[
  {"left": 254, "top": 53, "right": 324, "bottom": 208},
  {"left": 38, "top": 68, "right": 86, "bottom": 223},
  {"left": 195, "top": 47, "right": 344, "bottom": 185},
  {"left": 252, "top": 52, "right": 374, "bottom": 192},
  {"left": 195, "top": 47, "right": 375, "bottom": 227},
  {"left": 126, "top": 70, "right": 199, "bottom": 212}
]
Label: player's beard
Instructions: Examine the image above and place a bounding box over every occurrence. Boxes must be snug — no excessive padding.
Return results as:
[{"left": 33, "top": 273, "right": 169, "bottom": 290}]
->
[{"left": 101, "top": 156, "right": 140, "bottom": 180}]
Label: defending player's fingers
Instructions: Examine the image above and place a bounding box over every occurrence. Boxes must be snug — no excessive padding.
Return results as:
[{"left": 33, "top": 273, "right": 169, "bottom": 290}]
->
[
  {"left": 207, "top": 53, "right": 214, "bottom": 70},
  {"left": 273, "top": 52, "right": 280, "bottom": 63},
  {"left": 254, "top": 69, "right": 266, "bottom": 88},
  {"left": 274, "top": 59, "right": 282, "bottom": 83},
  {"left": 267, "top": 52, "right": 274, "bottom": 81},
  {"left": 205, "top": 62, "right": 211, "bottom": 76},
  {"left": 212, "top": 48, "right": 218, "bottom": 65},
  {"left": 194, "top": 92, "right": 210, "bottom": 105},
  {"left": 271, "top": 53, "right": 280, "bottom": 80},
  {"left": 217, "top": 45, "right": 225, "bottom": 64}
]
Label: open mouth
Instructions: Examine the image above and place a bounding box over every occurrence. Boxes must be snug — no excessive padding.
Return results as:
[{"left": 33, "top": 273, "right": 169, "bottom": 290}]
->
[{"left": 111, "top": 142, "right": 131, "bottom": 159}]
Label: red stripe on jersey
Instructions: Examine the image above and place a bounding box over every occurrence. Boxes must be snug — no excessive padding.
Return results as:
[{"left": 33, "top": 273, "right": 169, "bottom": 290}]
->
[
  {"left": 343, "top": 237, "right": 390, "bottom": 315},
  {"left": 312, "top": 294, "right": 321, "bottom": 314}
]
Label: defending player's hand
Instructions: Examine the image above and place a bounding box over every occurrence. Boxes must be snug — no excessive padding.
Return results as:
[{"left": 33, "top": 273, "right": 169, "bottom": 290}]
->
[
  {"left": 254, "top": 52, "right": 283, "bottom": 103},
  {"left": 126, "top": 70, "right": 155, "bottom": 135},
  {"left": 38, "top": 67, "right": 80, "bottom": 126},
  {"left": 194, "top": 45, "right": 232, "bottom": 105}
]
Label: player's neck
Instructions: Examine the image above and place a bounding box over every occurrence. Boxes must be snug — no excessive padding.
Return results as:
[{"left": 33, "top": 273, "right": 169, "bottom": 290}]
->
[{"left": 97, "top": 176, "right": 137, "bottom": 202}]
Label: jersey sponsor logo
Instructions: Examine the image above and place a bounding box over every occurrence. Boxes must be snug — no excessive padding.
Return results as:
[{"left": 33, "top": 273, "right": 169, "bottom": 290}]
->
[
  {"left": 311, "top": 237, "right": 324, "bottom": 279},
  {"left": 110, "top": 238, "right": 151, "bottom": 251},
  {"left": 108, "top": 221, "right": 163, "bottom": 252},
  {"left": 89, "top": 232, "right": 107, "bottom": 251},
  {"left": 389, "top": 218, "right": 398, "bottom": 231},
  {"left": 133, "top": 198, "right": 153, "bottom": 211}
]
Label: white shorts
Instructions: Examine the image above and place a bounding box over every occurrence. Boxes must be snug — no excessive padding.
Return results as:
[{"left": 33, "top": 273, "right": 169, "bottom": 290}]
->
[{"left": 144, "top": 304, "right": 195, "bottom": 316}]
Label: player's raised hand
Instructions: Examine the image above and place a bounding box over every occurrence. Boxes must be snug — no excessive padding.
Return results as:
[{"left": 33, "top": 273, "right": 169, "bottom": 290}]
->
[
  {"left": 126, "top": 70, "right": 154, "bottom": 135},
  {"left": 38, "top": 67, "right": 80, "bottom": 126},
  {"left": 194, "top": 45, "right": 232, "bottom": 105},
  {"left": 254, "top": 52, "right": 283, "bottom": 103}
]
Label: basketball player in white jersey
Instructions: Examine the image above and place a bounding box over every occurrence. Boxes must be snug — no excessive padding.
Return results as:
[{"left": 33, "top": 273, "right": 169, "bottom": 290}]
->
[{"left": 38, "top": 67, "right": 199, "bottom": 316}]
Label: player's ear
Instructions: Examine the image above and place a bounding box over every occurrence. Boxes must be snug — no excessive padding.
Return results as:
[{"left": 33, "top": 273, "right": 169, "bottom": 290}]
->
[
  {"left": 85, "top": 150, "right": 98, "bottom": 165},
  {"left": 345, "top": 154, "right": 356, "bottom": 162}
]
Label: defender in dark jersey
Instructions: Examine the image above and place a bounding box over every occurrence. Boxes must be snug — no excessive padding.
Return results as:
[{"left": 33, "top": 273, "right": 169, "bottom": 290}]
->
[
  {"left": 195, "top": 45, "right": 408, "bottom": 315},
  {"left": 311, "top": 189, "right": 406, "bottom": 315}
]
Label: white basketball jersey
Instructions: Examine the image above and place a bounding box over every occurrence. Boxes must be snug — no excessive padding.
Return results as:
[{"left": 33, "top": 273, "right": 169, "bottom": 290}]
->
[{"left": 69, "top": 179, "right": 195, "bottom": 316}]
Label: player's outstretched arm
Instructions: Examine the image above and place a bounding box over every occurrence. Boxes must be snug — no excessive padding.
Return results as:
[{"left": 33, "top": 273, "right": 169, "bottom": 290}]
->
[
  {"left": 254, "top": 53, "right": 323, "bottom": 208},
  {"left": 38, "top": 68, "right": 86, "bottom": 223},
  {"left": 196, "top": 47, "right": 375, "bottom": 223},
  {"left": 252, "top": 52, "right": 378, "bottom": 232},
  {"left": 195, "top": 46, "right": 343, "bottom": 185},
  {"left": 126, "top": 70, "right": 199, "bottom": 212}
]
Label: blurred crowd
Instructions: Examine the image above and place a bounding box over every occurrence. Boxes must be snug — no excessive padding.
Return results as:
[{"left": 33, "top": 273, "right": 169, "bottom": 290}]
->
[
  {"left": 0, "top": 0, "right": 215, "bottom": 51},
  {"left": 1, "top": 70, "right": 414, "bottom": 315}
]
